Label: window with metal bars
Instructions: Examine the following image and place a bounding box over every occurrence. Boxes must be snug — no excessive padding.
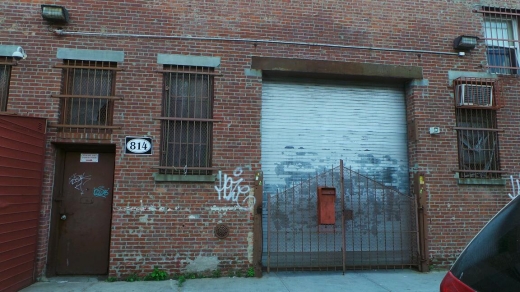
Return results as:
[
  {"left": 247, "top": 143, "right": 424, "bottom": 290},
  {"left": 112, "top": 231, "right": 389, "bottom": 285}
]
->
[
  {"left": 0, "top": 58, "right": 12, "bottom": 111},
  {"left": 480, "top": 7, "right": 520, "bottom": 74},
  {"left": 55, "top": 60, "right": 119, "bottom": 133},
  {"left": 455, "top": 108, "right": 501, "bottom": 179},
  {"left": 159, "top": 65, "right": 214, "bottom": 176},
  {"left": 454, "top": 77, "right": 503, "bottom": 179}
]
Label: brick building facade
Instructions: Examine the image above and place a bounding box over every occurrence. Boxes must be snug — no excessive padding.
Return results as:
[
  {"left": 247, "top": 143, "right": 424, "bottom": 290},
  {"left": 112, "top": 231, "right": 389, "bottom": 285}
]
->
[{"left": 1, "top": 0, "right": 520, "bottom": 285}]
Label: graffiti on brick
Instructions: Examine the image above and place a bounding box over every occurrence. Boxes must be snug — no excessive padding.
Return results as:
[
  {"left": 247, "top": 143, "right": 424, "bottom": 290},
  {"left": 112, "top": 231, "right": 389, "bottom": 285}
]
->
[
  {"left": 69, "top": 172, "right": 91, "bottom": 195},
  {"left": 113, "top": 200, "right": 173, "bottom": 213},
  {"left": 215, "top": 167, "right": 254, "bottom": 210},
  {"left": 508, "top": 175, "right": 520, "bottom": 200}
]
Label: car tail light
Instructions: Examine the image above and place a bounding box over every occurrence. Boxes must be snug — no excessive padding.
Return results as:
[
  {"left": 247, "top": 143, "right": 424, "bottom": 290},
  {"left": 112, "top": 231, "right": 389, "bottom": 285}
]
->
[{"left": 440, "top": 271, "right": 475, "bottom": 292}]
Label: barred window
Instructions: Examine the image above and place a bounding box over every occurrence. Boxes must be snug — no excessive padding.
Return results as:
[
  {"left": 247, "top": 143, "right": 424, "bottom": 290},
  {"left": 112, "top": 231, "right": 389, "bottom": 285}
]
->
[
  {"left": 0, "top": 58, "right": 12, "bottom": 111},
  {"left": 454, "top": 78, "right": 502, "bottom": 179},
  {"left": 456, "top": 109, "right": 500, "bottom": 178},
  {"left": 55, "top": 60, "right": 119, "bottom": 133},
  {"left": 481, "top": 7, "right": 520, "bottom": 74},
  {"left": 159, "top": 66, "right": 214, "bottom": 175}
]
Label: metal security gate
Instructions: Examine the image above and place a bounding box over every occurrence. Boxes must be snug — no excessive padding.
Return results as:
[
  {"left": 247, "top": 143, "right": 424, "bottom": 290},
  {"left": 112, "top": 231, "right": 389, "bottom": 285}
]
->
[
  {"left": 265, "top": 160, "right": 419, "bottom": 272},
  {"left": 260, "top": 78, "right": 413, "bottom": 270}
]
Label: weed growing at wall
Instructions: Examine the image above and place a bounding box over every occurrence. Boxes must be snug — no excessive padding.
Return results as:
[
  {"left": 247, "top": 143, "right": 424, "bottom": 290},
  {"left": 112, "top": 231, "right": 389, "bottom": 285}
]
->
[
  {"left": 116, "top": 267, "right": 255, "bottom": 287},
  {"left": 246, "top": 267, "right": 255, "bottom": 277},
  {"left": 144, "top": 266, "right": 168, "bottom": 281},
  {"left": 212, "top": 269, "right": 222, "bottom": 278},
  {"left": 177, "top": 275, "right": 186, "bottom": 287},
  {"left": 125, "top": 273, "right": 140, "bottom": 282}
]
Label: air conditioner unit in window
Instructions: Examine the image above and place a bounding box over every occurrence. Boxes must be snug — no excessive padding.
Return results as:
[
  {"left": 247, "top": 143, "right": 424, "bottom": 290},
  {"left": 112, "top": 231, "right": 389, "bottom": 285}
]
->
[{"left": 455, "top": 84, "right": 493, "bottom": 107}]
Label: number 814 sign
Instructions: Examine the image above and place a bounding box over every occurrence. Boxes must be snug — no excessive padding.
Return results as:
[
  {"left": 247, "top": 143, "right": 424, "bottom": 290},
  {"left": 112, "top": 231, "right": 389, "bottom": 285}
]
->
[{"left": 125, "top": 137, "right": 152, "bottom": 155}]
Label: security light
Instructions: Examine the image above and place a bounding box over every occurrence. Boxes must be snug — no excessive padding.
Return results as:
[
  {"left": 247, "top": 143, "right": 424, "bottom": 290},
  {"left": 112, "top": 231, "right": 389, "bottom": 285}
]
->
[
  {"left": 453, "top": 35, "right": 479, "bottom": 50},
  {"left": 41, "top": 5, "right": 69, "bottom": 24}
]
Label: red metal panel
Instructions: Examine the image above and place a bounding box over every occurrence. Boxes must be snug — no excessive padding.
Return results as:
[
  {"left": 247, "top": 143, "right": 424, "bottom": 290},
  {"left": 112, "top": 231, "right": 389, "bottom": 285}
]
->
[
  {"left": 317, "top": 187, "right": 336, "bottom": 225},
  {"left": 0, "top": 115, "right": 46, "bottom": 292}
]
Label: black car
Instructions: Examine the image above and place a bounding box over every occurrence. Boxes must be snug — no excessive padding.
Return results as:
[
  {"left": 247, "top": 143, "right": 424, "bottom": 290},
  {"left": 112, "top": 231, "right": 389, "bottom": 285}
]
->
[{"left": 440, "top": 195, "right": 520, "bottom": 291}]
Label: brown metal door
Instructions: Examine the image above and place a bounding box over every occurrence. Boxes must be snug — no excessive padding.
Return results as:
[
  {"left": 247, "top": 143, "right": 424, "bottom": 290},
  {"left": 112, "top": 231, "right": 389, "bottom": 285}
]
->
[{"left": 55, "top": 152, "right": 114, "bottom": 275}]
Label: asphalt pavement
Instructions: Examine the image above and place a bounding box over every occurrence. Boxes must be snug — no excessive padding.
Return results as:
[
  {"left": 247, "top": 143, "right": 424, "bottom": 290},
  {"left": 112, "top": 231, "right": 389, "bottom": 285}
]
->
[{"left": 20, "top": 269, "right": 446, "bottom": 292}]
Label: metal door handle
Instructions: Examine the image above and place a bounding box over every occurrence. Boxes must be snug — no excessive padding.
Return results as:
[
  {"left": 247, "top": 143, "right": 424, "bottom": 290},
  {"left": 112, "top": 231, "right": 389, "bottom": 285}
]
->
[{"left": 60, "top": 214, "right": 67, "bottom": 220}]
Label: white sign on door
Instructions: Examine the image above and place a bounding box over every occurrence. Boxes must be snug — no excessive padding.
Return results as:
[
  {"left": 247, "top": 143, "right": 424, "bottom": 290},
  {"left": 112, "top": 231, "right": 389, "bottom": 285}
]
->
[{"left": 80, "top": 153, "right": 99, "bottom": 163}]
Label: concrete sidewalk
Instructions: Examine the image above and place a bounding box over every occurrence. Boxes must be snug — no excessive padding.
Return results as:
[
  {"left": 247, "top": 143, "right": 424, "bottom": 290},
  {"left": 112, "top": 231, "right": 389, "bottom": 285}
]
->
[{"left": 20, "top": 270, "right": 446, "bottom": 292}]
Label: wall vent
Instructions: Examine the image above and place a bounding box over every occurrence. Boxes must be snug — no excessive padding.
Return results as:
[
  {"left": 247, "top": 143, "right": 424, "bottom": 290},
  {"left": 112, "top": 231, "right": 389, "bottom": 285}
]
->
[{"left": 214, "top": 224, "right": 229, "bottom": 239}]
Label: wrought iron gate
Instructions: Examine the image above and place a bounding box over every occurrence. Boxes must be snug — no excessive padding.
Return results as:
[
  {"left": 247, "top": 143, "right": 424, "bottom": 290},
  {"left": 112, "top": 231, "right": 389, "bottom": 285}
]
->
[{"left": 265, "top": 160, "right": 419, "bottom": 272}]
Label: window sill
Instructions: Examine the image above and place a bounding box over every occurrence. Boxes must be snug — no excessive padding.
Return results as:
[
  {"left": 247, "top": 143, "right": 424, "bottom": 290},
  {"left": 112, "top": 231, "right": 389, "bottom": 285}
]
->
[
  {"left": 489, "top": 72, "right": 519, "bottom": 77},
  {"left": 153, "top": 173, "right": 217, "bottom": 183},
  {"left": 457, "top": 178, "right": 506, "bottom": 185}
]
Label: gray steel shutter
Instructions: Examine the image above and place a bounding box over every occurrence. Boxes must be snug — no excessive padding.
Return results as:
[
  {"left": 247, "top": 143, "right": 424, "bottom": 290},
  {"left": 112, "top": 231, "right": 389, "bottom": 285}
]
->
[{"left": 261, "top": 79, "right": 409, "bottom": 194}]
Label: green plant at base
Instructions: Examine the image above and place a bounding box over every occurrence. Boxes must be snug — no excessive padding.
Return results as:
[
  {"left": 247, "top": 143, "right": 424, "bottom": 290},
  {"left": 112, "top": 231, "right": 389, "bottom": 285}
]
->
[
  {"left": 125, "top": 273, "right": 140, "bottom": 282},
  {"left": 177, "top": 275, "right": 186, "bottom": 287},
  {"left": 106, "top": 277, "right": 117, "bottom": 282},
  {"left": 144, "top": 266, "right": 168, "bottom": 281},
  {"left": 246, "top": 267, "right": 255, "bottom": 278},
  {"left": 212, "top": 269, "right": 222, "bottom": 278}
]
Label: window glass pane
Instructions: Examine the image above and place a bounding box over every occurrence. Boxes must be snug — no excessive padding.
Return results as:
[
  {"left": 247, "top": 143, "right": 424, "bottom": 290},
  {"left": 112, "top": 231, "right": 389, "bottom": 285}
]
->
[
  {"left": 160, "top": 67, "right": 213, "bottom": 175},
  {"left": 485, "top": 20, "right": 514, "bottom": 47},
  {"left": 484, "top": 16, "right": 519, "bottom": 74},
  {"left": 487, "top": 47, "right": 518, "bottom": 74},
  {"left": 456, "top": 108, "right": 500, "bottom": 178},
  {"left": 165, "top": 74, "right": 210, "bottom": 118},
  {"left": 65, "top": 98, "right": 108, "bottom": 125},
  {"left": 59, "top": 61, "right": 116, "bottom": 133},
  {"left": 71, "top": 69, "right": 113, "bottom": 96},
  {"left": 163, "top": 121, "right": 209, "bottom": 167},
  {"left": 458, "top": 129, "right": 498, "bottom": 172}
]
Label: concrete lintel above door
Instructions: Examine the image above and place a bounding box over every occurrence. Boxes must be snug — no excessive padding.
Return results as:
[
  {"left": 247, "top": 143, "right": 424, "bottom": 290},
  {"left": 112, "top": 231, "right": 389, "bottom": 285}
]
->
[{"left": 251, "top": 57, "right": 423, "bottom": 81}]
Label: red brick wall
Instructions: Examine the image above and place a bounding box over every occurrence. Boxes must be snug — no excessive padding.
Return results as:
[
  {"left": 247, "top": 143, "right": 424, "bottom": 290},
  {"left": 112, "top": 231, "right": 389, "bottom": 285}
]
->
[{"left": 2, "top": 0, "right": 520, "bottom": 277}]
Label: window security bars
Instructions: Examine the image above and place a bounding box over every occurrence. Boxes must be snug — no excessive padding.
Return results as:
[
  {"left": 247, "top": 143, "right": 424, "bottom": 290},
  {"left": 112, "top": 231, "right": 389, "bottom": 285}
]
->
[
  {"left": 55, "top": 60, "right": 119, "bottom": 133},
  {"left": 159, "top": 66, "right": 215, "bottom": 175},
  {"left": 453, "top": 77, "right": 502, "bottom": 179},
  {"left": 455, "top": 109, "right": 501, "bottom": 179},
  {"left": 0, "top": 58, "right": 12, "bottom": 111},
  {"left": 480, "top": 7, "right": 520, "bottom": 74},
  {"left": 453, "top": 77, "right": 503, "bottom": 109}
]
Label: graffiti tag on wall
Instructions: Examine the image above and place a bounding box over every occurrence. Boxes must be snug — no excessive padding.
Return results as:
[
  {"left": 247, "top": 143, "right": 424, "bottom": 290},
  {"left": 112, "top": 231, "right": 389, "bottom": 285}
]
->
[
  {"left": 215, "top": 167, "right": 255, "bottom": 210},
  {"left": 509, "top": 175, "right": 520, "bottom": 200},
  {"left": 69, "top": 173, "right": 91, "bottom": 195},
  {"left": 93, "top": 186, "right": 110, "bottom": 198}
]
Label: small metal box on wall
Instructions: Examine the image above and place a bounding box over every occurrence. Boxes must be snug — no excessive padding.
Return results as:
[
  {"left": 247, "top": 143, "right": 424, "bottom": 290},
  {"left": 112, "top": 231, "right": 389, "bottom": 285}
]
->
[{"left": 317, "top": 186, "right": 336, "bottom": 224}]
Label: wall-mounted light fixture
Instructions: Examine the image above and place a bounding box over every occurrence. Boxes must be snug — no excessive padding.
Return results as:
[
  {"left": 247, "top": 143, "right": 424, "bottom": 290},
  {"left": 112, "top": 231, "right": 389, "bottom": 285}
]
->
[
  {"left": 41, "top": 4, "right": 69, "bottom": 24},
  {"left": 12, "top": 47, "right": 27, "bottom": 61},
  {"left": 453, "top": 35, "right": 479, "bottom": 50}
]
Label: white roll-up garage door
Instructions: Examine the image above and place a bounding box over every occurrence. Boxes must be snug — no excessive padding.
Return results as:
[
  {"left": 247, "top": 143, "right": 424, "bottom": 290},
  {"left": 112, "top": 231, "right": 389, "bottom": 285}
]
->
[
  {"left": 260, "top": 78, "right": 412, "bottom": 269},
  {"left": 261, "top": 78, "right": 409, "bottom": 195}
]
